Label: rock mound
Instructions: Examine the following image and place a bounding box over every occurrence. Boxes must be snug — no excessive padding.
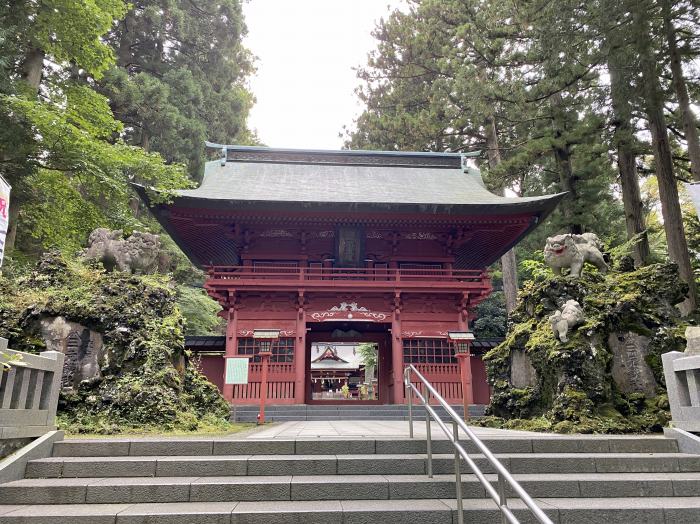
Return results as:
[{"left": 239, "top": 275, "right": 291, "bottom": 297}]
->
[
  {"left": 0, "top": 251, "right": 228, "bottom": 433},
  {"left": 482, "top": 262, "right": 689, "bottom": 433}
]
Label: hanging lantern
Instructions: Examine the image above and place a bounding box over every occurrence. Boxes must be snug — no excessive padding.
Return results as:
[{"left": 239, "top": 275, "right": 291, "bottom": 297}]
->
[
  {"left": 447, "top": 331, "right": 475, "bottom": 355},
  {"left": 253, "top": 328, "right": 280, "bottom": 355}
]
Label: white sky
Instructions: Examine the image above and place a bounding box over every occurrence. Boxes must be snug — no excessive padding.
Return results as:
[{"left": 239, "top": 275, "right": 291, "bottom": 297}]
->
[{"left": 243, "top": 0, "right": 403, "bottom": 150}]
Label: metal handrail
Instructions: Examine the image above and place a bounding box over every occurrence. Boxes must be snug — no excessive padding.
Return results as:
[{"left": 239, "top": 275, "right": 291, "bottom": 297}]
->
[{"left": 404, "top": 365, "right": 553, "bottom": 524}]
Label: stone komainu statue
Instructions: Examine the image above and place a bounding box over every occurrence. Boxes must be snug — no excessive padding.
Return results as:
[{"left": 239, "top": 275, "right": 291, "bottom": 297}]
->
[
  {"left": 544, "top": 233, "right": 608, "bottom": 278},
  {"left": 85, "top": 228, "right": 160, "bottom": 274},
  {"left": 549, "top": 299, "right": 585, "bottom": 343}
]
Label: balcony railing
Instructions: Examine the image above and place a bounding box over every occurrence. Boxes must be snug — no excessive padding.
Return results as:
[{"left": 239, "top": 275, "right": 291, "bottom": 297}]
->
[{"left": 206, "top": 265, "right": 486, "bottom": 285}]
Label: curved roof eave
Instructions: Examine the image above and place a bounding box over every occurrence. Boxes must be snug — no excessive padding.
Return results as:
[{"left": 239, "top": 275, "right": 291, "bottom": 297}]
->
[{"left": 143, "top": 192, "right": 566, "bottom": 219}]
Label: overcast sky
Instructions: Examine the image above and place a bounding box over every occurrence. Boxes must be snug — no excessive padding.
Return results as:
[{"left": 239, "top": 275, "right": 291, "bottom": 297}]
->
[{"left": 243, "top": 1, "right": 403, "bottom": 150}]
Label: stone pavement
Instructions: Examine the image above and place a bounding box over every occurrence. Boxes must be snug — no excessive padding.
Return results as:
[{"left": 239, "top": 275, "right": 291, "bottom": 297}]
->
[
  {"left": 244, "top": 420, "right": 671, "bottom": 441},
  {"left": 247, "top": 420, "right": 541, "bottom": 439}
]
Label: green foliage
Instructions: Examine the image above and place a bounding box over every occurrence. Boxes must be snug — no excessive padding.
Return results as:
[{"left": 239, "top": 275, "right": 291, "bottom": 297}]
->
[
  {"left": 480, "top": 263, "right": 690, "bottom": 433},
  {"left": 0, "top": 0, "right": 257, "bottom": 307},
  {"left": 100, "top": 0, "right": 257, "bottom": 178},
  {"left": 347, "top": 0, "right": 626, "bottom": 237},
  {"left": 0, "top": 252, "right": 229, "bottom": 433},
  {"left": 30, "top": 0, "right": 128, "bottom": 78},
  {"left": 0, "top": 0, "right": 197, "bottom": 261},
  {"left": 471, "top": 291, "right": 507, "bottom": 338},
  {"left": 176, "top": 285, "right": 224, "bottom": 336},
  {"left": 348, "top": 0, "right": 700, "bottom": 313},
  {"left": 519, "top": 258, "right": 554, "bottom": 284},
  {"left": 357, "top": 342, "right": 378, "bottom": 369},
  {"left": 1, "top": 92, "right": 190, "bottom": 252}
]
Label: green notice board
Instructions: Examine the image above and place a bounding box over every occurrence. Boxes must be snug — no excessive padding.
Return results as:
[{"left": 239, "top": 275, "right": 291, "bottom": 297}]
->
[{"left": 225, "top": 357, "right": 249, "bottom": 385}]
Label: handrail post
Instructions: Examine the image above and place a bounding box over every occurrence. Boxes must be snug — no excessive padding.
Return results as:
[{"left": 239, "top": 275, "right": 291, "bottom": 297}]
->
[
  {"left": 407, "top": 364, "right": 553, "bottom": 524},
  {"left": 425, "top": 386, "right": 433, "bottom": 478},
  {"left": 498, "top": 472, "right": 508, "bottom": 524},
  {"left": 453, "top": 420, "right": 464, "bottom": 524},
  {"left": 405, "top": 368, "right": 414, "bottom": 439}
]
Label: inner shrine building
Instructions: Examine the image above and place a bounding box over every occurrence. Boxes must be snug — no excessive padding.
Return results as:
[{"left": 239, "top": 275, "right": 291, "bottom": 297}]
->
[{"left": 139, "top": 145, "right": 562, "bottom": 407}]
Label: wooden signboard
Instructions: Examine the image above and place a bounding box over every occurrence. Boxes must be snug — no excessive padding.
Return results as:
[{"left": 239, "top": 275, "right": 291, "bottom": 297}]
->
[{"left": 335, "top": 226, "right": 364, "bottom": 267}]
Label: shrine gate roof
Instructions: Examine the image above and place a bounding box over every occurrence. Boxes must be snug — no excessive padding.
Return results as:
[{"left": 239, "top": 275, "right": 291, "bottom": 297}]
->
[
  {"left": 154, "top": 145, "right": 563, "bottom": 215},
  {"left": 136, "top": 145, "right": 565, "bottom": 268}
]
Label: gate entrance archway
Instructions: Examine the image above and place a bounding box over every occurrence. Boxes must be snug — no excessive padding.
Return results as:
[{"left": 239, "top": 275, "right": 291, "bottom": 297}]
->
[{"left": 305, "top": 322, "right": 391, "bottom": 404}]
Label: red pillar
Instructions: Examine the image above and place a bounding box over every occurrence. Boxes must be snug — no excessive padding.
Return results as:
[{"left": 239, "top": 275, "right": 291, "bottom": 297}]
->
[
  {"left": 258, "top": 352, "right": 270, "bottom": 423},
  {"left": 457, "top": 293, "right": 469, "bottom": 332},
  {"left": 457, "top": 293, "right": 472, "bottom": 417},
  {"left": 391, "top": 293, "right": 404, "bottom": 404},
  {"left": 222, "top": 305, "right": 238, "bottom": 402},
  {"left": 457, "top": 353, "right": 473, "bottom": 420},
  {"left": 294, "top": 302, "right": 306, "bottom": 403}
]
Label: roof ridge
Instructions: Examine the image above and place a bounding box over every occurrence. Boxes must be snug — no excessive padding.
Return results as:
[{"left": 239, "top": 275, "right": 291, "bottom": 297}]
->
[{"left": 205, "top": 143, "right": 479, "bottom": 169}]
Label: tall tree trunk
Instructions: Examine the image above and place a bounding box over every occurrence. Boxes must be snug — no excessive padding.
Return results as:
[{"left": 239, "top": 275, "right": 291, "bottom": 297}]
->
[
  {"left": 663, "top": 1, "right": 700, "bottom": 182},
  {"left": 634, "top": 6, "right": 697, "bottom": 313},
  {"left": 549, "top": 93, "right": 583, "bottom": 234},
  {"left": 607, "top": 46, "right": 650, "bottom": 266},
  {"left": 20, "top": 47, "right": 45, "bottom": 92},
  {"left": 116, "top": 13, "right": 134, "bottom": 68},
  {"left": 484, "top": 114, "right": 518, "bottom": 314},
  {"left": 5, "top": 47, "right": 45, "bottom": 253},
  {"left": 3, "top": 204, "right": 20, "bottom": 257}
]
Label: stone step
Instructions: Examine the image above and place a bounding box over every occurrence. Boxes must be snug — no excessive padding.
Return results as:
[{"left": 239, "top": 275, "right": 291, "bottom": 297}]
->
[
  {"left": 25, "top": 452, "right": 700, "bottom": 478},
  {"left": 3, "top": 472, "right": 700, "bottom": 504},
  {"left": 234, "top": 411, "right": 473, "bottom": 416},
  {"left": 234, "top": 415, "right": 412, "bottom": 422},
  {"left": 233, "top": 408, "right": 468, "bottom": 415},
  {"left": 229, "top": 404, "right": 485, "bottom": 422},
  {"left": 230, "top": 404, "right": 469, "bottom": 411},
  {"left": 232, "top": 414, "right": 476, "bottom": 420},
  {"left": 50, "top": 436, "right": 679, "bottom": 458},
  {"left": 289, "top": 406, "right": 468, "bottom": 410},
  {"left": 1, "top": 497, "right": 700, "bottom": 523}
]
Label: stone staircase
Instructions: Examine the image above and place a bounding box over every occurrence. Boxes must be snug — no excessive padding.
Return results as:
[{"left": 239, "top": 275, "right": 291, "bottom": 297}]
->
[
  {"left": 1, "top": 433, "right": 700, "bottom": 522},
  {"left": 230, "top": 404, "right": 485, "bottom": 422}
]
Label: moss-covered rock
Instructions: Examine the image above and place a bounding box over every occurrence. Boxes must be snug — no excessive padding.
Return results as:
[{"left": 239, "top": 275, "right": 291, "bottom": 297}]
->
[
  {"left": 0, "top": 251, "right": 229, "bottom": 434},
  {"left": 481, "top": 262, "right": 691, "bottom": 433}
]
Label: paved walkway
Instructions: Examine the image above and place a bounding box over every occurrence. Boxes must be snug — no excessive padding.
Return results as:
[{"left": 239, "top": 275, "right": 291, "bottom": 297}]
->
[
  {"left": 62, "top": 421, "right": 669, "bottom": 442},
  {"left": 245, "top": 420, "right": 626, "bottom": 440}
]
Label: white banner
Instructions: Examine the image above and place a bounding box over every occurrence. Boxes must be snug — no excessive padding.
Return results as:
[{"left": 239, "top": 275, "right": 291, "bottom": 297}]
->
[{"left": 0, "top": 175, "right": 10, "bottom": 268}]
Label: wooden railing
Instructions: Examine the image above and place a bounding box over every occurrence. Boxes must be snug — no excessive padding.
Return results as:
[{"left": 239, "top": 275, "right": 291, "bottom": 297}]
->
[
  {"left": 248, "top": 362, "right": 295, "bottom": 377},
  {"left": 232, "top": 382, "right": 296, "bottom": 403},
  {"left": 406, "top": 363, "right": 463, "bottom": 403},
  {"left": 412, "top": 363, "right": 460, "bottom": 376},
  {"left": 0, "top": 338, "right": 64, "bottom": 439},
  {"left": 406, "top": 381, "right": 463, "bottom": 403},
  {"left": 206, "top": 265, "right": 487, "bottom": 288},
  {"left": 231, "top": 360, "right": 297, "bottom": 405}
]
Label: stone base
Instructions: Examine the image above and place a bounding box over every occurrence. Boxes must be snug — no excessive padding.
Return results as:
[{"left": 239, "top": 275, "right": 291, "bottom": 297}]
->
[
  {"left": 673, "top": 407, "right": 700, "bottom": 433},
  {"left": 0, "top": 430, "right": 64, "bottom": 484}
]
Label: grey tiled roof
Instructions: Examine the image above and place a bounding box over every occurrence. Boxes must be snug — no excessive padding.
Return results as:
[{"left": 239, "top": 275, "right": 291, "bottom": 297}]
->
[
  {"left": 138, "top": 147, "right": 564, "bottom": 268},
  {"left": 174, "top": 160, "right": 560, "bottom": 210}
]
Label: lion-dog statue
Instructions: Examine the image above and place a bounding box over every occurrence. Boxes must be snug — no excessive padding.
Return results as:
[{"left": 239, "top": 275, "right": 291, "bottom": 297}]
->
[
  {"left": 544, "top": 233, "right": 608, "bottom": 277},
  {"left": 549, "top": 299, "right": 585, "bottom": 343},
  {"left": 85, "top": 228, "right": 160, "bottom": 274}
]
